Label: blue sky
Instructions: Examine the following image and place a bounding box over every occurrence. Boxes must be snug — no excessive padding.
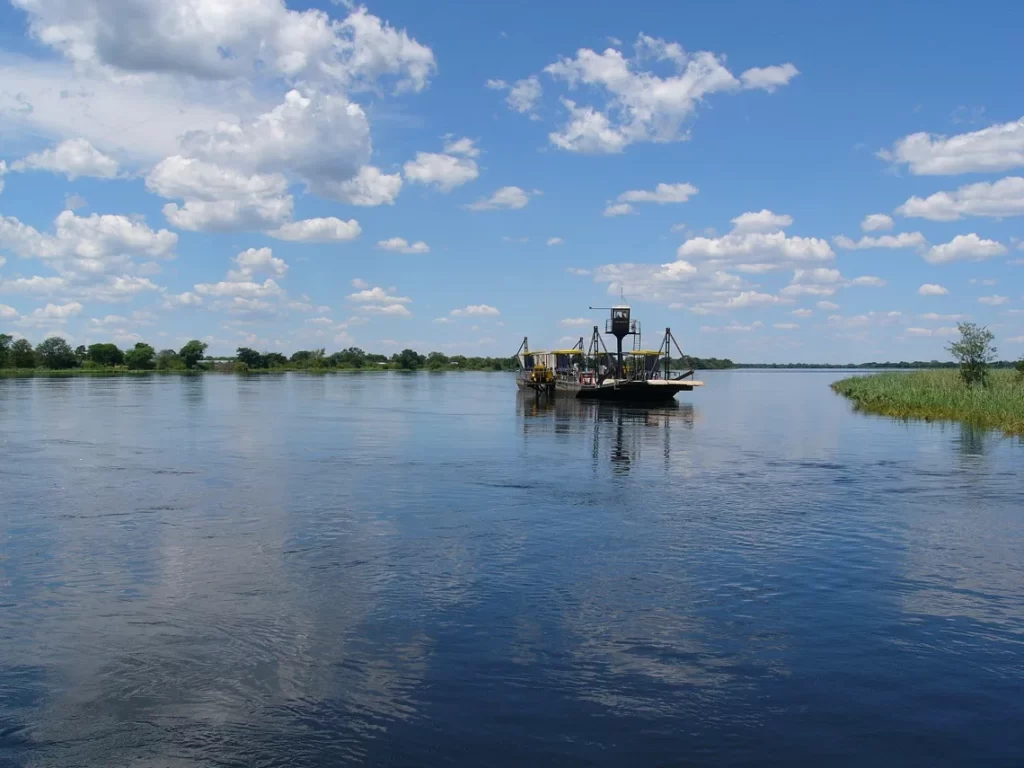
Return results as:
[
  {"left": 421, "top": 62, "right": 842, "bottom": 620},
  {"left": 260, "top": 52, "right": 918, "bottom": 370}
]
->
[{"left": 1, "top": 0, "right": 1023, "bottom": 362}]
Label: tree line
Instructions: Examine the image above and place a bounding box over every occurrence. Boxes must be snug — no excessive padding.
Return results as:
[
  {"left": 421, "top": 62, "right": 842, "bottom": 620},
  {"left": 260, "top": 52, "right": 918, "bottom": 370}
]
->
[{"left": 0, "top": 335, "right": 519, "bottom": 372}]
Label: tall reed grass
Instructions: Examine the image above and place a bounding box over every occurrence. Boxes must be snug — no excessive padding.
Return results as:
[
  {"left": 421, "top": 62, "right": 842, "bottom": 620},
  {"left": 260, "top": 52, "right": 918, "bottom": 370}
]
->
[{"left": 832, "top": 369, "right": 1024, "bottom": 435}]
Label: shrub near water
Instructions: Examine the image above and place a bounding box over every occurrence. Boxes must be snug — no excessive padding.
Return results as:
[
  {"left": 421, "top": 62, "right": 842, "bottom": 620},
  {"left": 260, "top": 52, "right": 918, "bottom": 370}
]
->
[{"left": 831, "top": 369, "right": 1024, "bottom": 436}]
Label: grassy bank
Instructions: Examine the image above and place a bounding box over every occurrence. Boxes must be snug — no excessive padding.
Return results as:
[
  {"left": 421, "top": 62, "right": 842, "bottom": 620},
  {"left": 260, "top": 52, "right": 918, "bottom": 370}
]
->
[{"left": 831, "top": 370, "right": 1024, "bottom": 435}]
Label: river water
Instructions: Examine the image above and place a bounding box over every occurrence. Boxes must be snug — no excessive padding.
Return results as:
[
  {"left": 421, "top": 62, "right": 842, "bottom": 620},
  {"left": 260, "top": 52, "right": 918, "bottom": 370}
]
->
[{"left": 1, "top": 371, "right": 1022, "bottom": 766}]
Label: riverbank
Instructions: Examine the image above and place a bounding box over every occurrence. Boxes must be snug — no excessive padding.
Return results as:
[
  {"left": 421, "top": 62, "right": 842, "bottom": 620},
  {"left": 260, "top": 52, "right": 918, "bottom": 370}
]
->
[{"left": 831, "top": 370, "right": 1024, "bottom": 436}]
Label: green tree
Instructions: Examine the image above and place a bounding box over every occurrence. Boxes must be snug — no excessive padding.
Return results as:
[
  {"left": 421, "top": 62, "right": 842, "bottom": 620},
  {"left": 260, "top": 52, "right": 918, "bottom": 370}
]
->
[
  {"left": 74, "top": 345, "right": 87, "bottom": 365},
  {"left": 10, "top": 339, "right": 35, "bottom": 368},
  {"left": 426, "top": 351, "right": 449, "bottom": 370},
  {"left": 124, "top": 342, "right": 156, "bottom": 370},
  {"left": 392, "top": 348, "right": 424, "bottom": 370},
  {"left": 0, "top": 333, "right": 11, "bottom": 368},
  {"left": 948, "top": 322, "right": 996, "bottom": 387},
  {"left": 1016, "top": 357, "right": 1024, "bottom": 381},
  {"left": 264, "top": 352, "right": 287, "bottom": 368},
  {"left": 235, "top": 347, "right": 266, "bottom": 368},
  {"left": 179, "top": 340, "right": 208, "bottom": 369},
  {"left": 36, "top": 336, "right": 78, "bottom": 369},
  {"left": 87, "top": 342, "right": 124, "bottom": 367},
  {"left": 155, "top": 349, "right": 184, "bottom": 370}
]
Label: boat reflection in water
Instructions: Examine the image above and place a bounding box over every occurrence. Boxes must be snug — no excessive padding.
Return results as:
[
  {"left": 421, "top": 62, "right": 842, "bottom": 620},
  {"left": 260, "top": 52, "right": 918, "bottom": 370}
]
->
[{"left": 517, "top": 393, "right": 696, "bottom": 475}]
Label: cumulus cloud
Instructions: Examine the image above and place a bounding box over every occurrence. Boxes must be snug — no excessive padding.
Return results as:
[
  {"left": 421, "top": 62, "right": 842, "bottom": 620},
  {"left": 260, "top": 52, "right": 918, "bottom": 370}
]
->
[
  {"left": 359, "top": 304, "right": 412, "bottom": 316},
  {"left": 919, "top": 284, "right": 949, "bottom": 296},
  {"left": 450, "top": 304, "right": 500, "bottom": 317},
  {"left": 817, "top": 301, "right": 839, "bottom": 311},
  {"left": 542, "top": 35, "right": 796, "bottom": 153},
  {"left": 700, "top": 320, "right": 765, "bottom": 333},
  {"left": 879, "top": 117, "right": 1024, "bottom": 175},
  {"left": 13, "top": 1, "right": 436, "bottom": 91},
  {"left": 861, "top": 213, "right": 894, "bottom": 232},
  {"left": 924, "top": 234, "right": 1007, "bottom": 264},
  {"left": 897, "top": 177, "right": 1024, "bottom": 220},
  {"left": 325, "top": 165, "right": 403, "bottom": 206},
  {"left": 833, "top": 232, "right": 926, "bottom": 250},
  {"left": 13, "top": 138, "right": 119, "bottom": 180},
  {"left": 493, "top": 76, "right": 543, "bottom": 118},
  {"left": 678, "top": 230, "right": 833, "bottom": 263},
  {"left": 561, "top": 317, "right": 591, "bottom": 327},
  {"left": 546, "top": 237, "right": 564, "bottom": 246},
  {"left": 0, "top": 210, "right": 177, "bottom": 279},
  {"left": 376, "top": 237, "right": 429, "bottom": 254},
  {"left": 467, "top": 186, "right": 530, "bottom": 211},
  {"left": 730, "top": 209, "right": 793, "bottom": 234},
  {"left": 403, "top": 138, "right": 480, "bottom": 191},
  {"left": 739, "top": 63, "right": 800, "bottom": 92},
  {"left": 269, "top": 217, "right": 361, "bottom": 242},
  {"left": 617, "top": 182, "right": 698, "bottom": 205},
  {"left": 347, "top": 287, "right": 411, "bottom": 303},
  {"left": 0, "top": 303, "right": 18, "bottom": 319},
  {"left": 194, "top": 279, "right": 283, "bottom": 299},
  {"left": 791, "top": 308, "right": 813, "bottom": 317},
  {"left": 19, "top": 301, "right": 83, "bottom": 327},
  {"left": 182, "top": 90, "right": 372, "bottom": 202},
  {"left": 977, "top": 295, "right": 1008, "bottom": 305},
  {"left": 773, "top": 322, "right": 799, "bottom": 330},
  {"left": 603, "top": 203, "right": 634, "bottom": 217},
  {"left": 147, "top": 155, "right": 293, "bottom": 231},
  {"left": 228, "top": 247, "right": 287, "bottom": 280}
]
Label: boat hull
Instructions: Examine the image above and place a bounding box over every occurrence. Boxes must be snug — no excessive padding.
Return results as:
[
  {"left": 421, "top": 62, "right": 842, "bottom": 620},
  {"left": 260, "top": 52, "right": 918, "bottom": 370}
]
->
[{"left": 518, "top": 377, "right": 701, "bottom": 403}]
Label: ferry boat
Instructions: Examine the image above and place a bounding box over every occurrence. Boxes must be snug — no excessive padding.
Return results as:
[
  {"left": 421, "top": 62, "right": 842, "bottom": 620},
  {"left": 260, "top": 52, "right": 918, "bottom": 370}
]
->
[{"left": 515, "top": 305, "right": 704, "bottom": 403}]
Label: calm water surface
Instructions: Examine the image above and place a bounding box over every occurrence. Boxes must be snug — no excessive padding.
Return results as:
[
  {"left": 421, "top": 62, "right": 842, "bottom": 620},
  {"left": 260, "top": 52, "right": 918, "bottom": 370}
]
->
[{"left": 1, "top": 371, "right": 1022, "bottom": 766}]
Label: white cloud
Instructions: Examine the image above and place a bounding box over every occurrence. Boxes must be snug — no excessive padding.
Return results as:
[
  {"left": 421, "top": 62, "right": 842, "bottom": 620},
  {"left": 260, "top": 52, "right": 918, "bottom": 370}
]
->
[
  {"left": 0, "top": 303, "right": 17, "bottom": 319},
  {"left": 326, "top": 165, "right": 403, "bottom": 206},
  {"left": 897, "top": 177, "right": 1024, "bottom": 220},
  {"left": 0, "top": 160, "right": 6, "bottom": 194},
  {"left": 506, "top": 77, "right": 542, "bottom": 117},
  {"left": 919, "top": 284, "right": 949, "bottom": 296},
  {"left": 978, "top": 295, "right": 1008, "bottom": 305},
  {"left": 548, "top": 99, "right": 629, "bottom": 154},
  {"left": 724, "top": 291, "right": 785, "bottom": 308},
  {"left": 739, "top": 63, "right": 800, "bottom": 92},
  {"left": 163, "top": 291, "right": 202, "bottom": 308},
  {"left": 0, "top": 275, "right": 69, "bottom": 295},
  {"left": 880, "top": 117, "right": 1024, "bottom": 175},
  {"left": 543, "top": 36, "right": 796, "bottom": 153},
  {"left": 13, "top": 138, "right": 119, "bottom": 180},
  {"left": 20, "top": 301, "right": 83, "bottom": 326},
  {"left": 730, "top": 209, "right": 793, "bottom": 234},
  {"left": 773, "top": 322, "right": 800, "bottom": 330},
  {"left": 443, "top": 137, "right": 480, "bottom": 158},
  {"left": 560, "top": 317, "right": 591, "bottom": 327},
  {"left": 485, "top": 79, "right": 507, "bottom": 90},
  {"left": 734, "top": 263, "right": 782, "bottom": 273},
  {"left": 182, "top": 90, "right": 373, "bottom": 202},
  {"left": 924, "top": 234, "right": 1007, "bottom": 264},
  {"left": 849, "top": 276, "right": 886, "bottom": 287},
  {"left": 861, "top": 213, "right": 894, "bottom": 232},
  {"left": 791, "top": 308, "right": 813, "bottom": 317},
  {"left": 403, "top": 151, "right": 479, "bottom": 192},
  {"left": 359, "top": 304, "right": 412, "bottom": 316},
  {"left": 351, "top": 278, "right": 369, "bottom": 289},
  {"left": 833, "top": 232, "right": 926, "bottom": 250},
  {"left": 0, "top": 210, "right": 177, "bottom": 277},
  {"left": 817, "top": 301, "right": 839, "bottom": 310},
  {"left": 827, "top": 311, "right": 903, "bottom": 330},
  {"left": 269, "top": 217, "right": 361, "bottom": 242},
  {"left": 603, "top": 202, "right": 634, "bottom": 217},
  {"left": 678, "top": 231, "right": 833, "bottom": 263},
  {"left": 618, "top": 182, "right": 698, "bottom": 205},
  {"left": 546, "top": 237, "right": 564, "bottom": 246},
  {"left": 376, "top": 237, "right": 429, "bottom": 254},
  {"left": 467, "top": 186, "right": 529, "bottom": 211},
  {"left": 566, "top": 267, "right": 591, "bottom": 276},
  {"left": 904, "top": 327, "right": 959, "bottom": 338},
  {"left": 194, "top": 279, "right": 283, "bottom": 299},
  {"left": 347, "top": 287, "right": 411, "bottom": 303},
  {"left": 12, "top": 1, "right": 436, "bottom": 91},
  {"left": 781, "top": 284, "right": 836, "bottom": 297},
  {"left": 450, "top": 304, "right": 500, "bottom": 317},
  {"left": 147, "top": 156, "right": 293, "bottom": 232},
  {"left": 228, "top": 247, "right": 287, "bottom": 281},
  {"left": 920, "top": 312, "right": 966, "bottom": 321}
]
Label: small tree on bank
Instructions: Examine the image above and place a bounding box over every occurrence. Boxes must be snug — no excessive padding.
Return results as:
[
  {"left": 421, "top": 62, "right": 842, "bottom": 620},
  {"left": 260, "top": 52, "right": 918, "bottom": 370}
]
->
[
  {"left": 10, "top": 338, "right": 36, "bottom": 368},
  {"left": 124, "top": 343, "right": 156, "bottom": 370},
  {"left": 179, "top": 340, "right": 208, "bottom": 370},
  {"left": 948, "top": 322, "right": 996, "bottom": 387},
  {"left": 36, "top": 337, "right": 77, "bottom": 369}
]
